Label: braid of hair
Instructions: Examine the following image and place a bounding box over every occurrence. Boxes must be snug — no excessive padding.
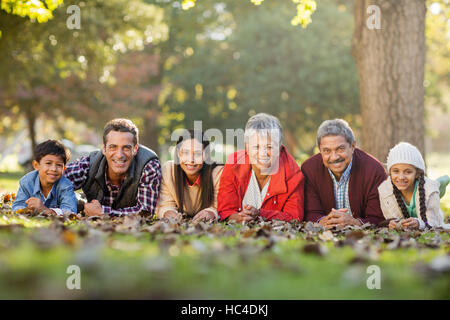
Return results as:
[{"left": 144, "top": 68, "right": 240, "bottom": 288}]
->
[
  {"left": 391, "top": 179, "right": 410, "bottom": 219},
  {"left": 418, "top": 172, "right": 428, "bottom": 224}
]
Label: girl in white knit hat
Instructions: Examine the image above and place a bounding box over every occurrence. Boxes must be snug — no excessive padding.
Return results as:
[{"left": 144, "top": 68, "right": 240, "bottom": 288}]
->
[{"left": 378, "top": 142, "right": 447, "bottom": 230}]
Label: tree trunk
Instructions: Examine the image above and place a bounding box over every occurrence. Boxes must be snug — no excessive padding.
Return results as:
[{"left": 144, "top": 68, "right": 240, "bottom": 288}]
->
[
  {"left": 25, "top": 106, "right": 37, "bottom": 155},
  {"left": 352, "top": 0, "right": 426, "bottom": 163},
  {"left": 283, "top": 128, "right": 300, "bottom": 158},
  {"left": 141, "top": 107, "right": 160, "bottom": 153}
]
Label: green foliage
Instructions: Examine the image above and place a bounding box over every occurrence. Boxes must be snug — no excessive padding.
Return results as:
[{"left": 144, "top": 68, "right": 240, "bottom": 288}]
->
[
  {"left": 185, "top": 0, "right": 318, "bottom": 28},
  {"left": 0, "top": 0, "right": 447, "bottom": 159},
  {"left": 425, "top": 0, "right": 450, "bottom": 111},
  {"left": 153, "top": 0, "right": 358, "bottom": 156},
  {"left": 0, "top": 171, "right": 22, "bottom": 193},
  {"left": 0, "top": 0, "right": 63, "bottom": 23},
  {"left": 289, "top": 0, "right": 317, "bottom": 28},
  {"left": 0, "top": 0, "right": 168, "bottom": 147}
]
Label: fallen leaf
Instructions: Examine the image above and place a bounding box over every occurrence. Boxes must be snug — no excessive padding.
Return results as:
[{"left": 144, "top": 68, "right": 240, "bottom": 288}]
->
[
  {"left": 318, "top": 230, "right": 334, "bottom": 241},
  {"left": 62, "top": 230, "right": 77, "bottom": 246},
  {"left": 345, "top": 230, "right": 365, "bottom": 241},
  {"left": 303, "top": 243, "right": 327, "bottom": 256}
]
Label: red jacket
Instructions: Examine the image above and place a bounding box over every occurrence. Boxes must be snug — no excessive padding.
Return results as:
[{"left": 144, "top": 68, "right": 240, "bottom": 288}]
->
[
  {"left": 217, "top": 146, "right": 304, "bottom": 222},
  {"left": 300, "top": 148, "right": 386, "bottom": 225}
]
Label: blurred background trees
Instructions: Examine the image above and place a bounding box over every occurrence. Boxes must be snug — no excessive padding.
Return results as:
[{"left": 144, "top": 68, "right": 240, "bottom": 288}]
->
[
  {"left": 0, "top": 0, "right": 166, "bottom": 153},
  {"left": 156, "top": 0, "right": 359, "bottom": 157},
  {"left": 0, "top": 0, "right": 448, "bottom": 168}
]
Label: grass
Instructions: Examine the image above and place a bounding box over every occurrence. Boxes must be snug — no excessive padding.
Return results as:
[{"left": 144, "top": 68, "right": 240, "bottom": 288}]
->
[
  {"left": 0, "top": 212, "right": 448, "bottom": 300},
  {"left": 0, "top": 171, "right": 23, "bottom": 194},
  {"left": 427, "top": 153, "right": 450, "bottom": 216},
  {"left": 0, "top": 153, "right": 448, "bottom": 299}
]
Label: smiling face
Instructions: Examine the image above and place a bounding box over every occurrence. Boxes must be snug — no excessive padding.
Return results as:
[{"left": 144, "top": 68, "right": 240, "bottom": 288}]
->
[
  {"left": 178, "top": 139, "right": 204, "bottom": 179},
  {"left": 246, "top": 132, "right": 280, "bottom": 175},
  {"left": 33, "top": 154, "right": 66, "bottom": 187},
  {"left": 390, "top": 163, "right": 418, "bottom": 192},
  {"left": 102, "top": 131, "right": 138, "bottom": 178},
  {"left": 319, "top": 135, "right": 355, "bottom": 179}
]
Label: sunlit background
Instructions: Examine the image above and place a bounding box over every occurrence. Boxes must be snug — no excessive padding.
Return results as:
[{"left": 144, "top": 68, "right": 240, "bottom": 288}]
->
[{"left": 0, "top": 0, "right": 449, "bottom": 300}]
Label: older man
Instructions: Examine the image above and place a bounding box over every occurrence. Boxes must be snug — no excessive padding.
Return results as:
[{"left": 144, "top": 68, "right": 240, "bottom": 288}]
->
[
  {"left": 218, "top": 113, "right": 304, "bottom": 223},
  {"left": 301, "top": 119, "right": 386, "bottom": 228},
  {"left": 64, "top": 118, "right": 162, "bottom": 216}
]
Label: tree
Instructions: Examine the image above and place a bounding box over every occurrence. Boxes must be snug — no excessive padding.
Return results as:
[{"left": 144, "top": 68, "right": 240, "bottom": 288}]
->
[
  {"left": 183, "top": 0, "right": 433, "bottom": 162},
  {"left": 226, "top": 0, "right": 359, "bottom": 156},
  {"left": 0, "top": 0, "right": 63, "bottom": 26},
  {"left": 0, "top": 0, "right": 167, "bottom": 153},
  {"left": 352, "top": 0, "right": 427, "bottom": 161},
  {"left": 150, "top": 0, "right": 359, "bottom": 157},
  {"left": 424, "top": 0, "right": 449, "bottom": 110}
]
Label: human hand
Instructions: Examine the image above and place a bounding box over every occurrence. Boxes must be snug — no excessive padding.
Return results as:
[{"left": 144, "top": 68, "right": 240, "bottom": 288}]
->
[
  {"left": 84, "top": 199, "right": 103, "bottom": 217},
  {"left": 401, "top": 218, "right": 419, "bottom": 230},
  {"left": 193, "top": 209, "right": 216, "bottom": 223},
  {"left": 162, "top": 210, "right": 182, "bottom": 222},
  {"left": 25, "top": 197, "right": 47, "bottom": 213},
  {"left": 227, "top": 213, "right": 254, "bottom": 223},
  {"left": 320, "top": 209, "right": 361, "bottom": 229},
  {"left": 242, "top": 205, "right": 259, "bottom": 217}
]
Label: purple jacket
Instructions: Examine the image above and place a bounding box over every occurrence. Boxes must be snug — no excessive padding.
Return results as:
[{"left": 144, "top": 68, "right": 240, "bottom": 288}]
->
[{"left": 301, "top": 148, "right": 386, "bottom": 225}]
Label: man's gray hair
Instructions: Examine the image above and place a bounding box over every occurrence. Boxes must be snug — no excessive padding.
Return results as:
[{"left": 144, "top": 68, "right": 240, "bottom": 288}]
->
[
  {"left": 244, "top": 113, "right": 283, "bottom": 146},
  {"left": 316, "top": 119, "right": 355, "bottom": 147}
]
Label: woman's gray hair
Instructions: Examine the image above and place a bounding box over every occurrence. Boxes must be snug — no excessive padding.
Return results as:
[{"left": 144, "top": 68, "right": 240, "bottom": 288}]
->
[
  {"left": 244, "top": 113, "right": 283, "bottom": 146},
  {"left": 316, "top": 119, "right": 355, "bottom": 147}
]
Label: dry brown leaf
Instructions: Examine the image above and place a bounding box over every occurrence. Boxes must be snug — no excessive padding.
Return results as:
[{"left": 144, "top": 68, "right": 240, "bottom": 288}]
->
[{"left": 62, "top": 230, "right": 77, "bottom": 246}]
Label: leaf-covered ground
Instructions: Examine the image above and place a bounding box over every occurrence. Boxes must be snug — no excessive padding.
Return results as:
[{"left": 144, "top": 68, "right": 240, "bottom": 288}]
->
[{"left": 0, "top": 193, "right": 449, "bottom": 300}]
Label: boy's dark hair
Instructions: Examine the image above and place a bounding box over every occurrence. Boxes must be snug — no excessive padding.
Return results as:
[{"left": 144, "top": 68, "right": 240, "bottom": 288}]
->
[
  {"left": 103, "top": 118, "right": 139, "bottom": 146},
  {"left": 33, "top": 140, "right": 71, "bottom": 164}
]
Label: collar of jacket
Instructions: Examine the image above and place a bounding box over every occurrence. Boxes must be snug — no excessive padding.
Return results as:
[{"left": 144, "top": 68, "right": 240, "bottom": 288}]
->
[{"left": 314, "top": 148, "right": 363, "bottom": 213}]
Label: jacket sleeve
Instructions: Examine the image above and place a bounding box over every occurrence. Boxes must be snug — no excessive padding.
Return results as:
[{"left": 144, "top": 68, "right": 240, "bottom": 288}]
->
[
  {"left": 217, "top": 163, "right": 240, "bottom": 221},
  {"left": 259, "top": 176, "right": 304, "bottom": 222},
  {"left": 302, "top": 166, "right": 327, "bottom": 222},
  {"left": 63, "top": 156, "right": 90, "bottom": 190},
  {"left": 361, "top": 166, "right": 387, "bottom": 225},
  {"left": 155, "top": 162, "right": 179, "bottom": 219},
  {"left": 11, "top": 181, "right": 30, "bottom": 212},
  {"left": 57, "top": 185, "right": 78, "bottom": 214},
  {"left": 425, "top": 191, "right": 444, "bottom": 228},
  {"left": 379, "top": 195, "right": 398, "bottom": 220}
]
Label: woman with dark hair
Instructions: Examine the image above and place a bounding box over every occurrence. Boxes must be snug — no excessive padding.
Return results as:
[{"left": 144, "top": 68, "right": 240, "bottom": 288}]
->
[
  {"left": 378, "top": 142, "right": 447, "bottom": 230},
  {"left": 156, "top": 130, "right": 223, "bottom": 222}
]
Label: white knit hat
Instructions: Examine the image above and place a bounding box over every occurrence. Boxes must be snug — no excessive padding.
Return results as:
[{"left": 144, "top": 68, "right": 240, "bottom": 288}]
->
[{"left": 386, "top": 142, "right": 425, "bottom": 172}]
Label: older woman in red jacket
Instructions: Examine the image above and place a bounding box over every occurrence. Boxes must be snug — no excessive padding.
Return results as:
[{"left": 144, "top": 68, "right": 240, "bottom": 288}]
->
[{"left": 217, "top": 113, "right": 304, "bottom": 223}]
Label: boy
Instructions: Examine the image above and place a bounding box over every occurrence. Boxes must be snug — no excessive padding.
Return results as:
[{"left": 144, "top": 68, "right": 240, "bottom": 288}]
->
[{"left": 12, "top": 140, "right": 77, "bottom": 215}]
